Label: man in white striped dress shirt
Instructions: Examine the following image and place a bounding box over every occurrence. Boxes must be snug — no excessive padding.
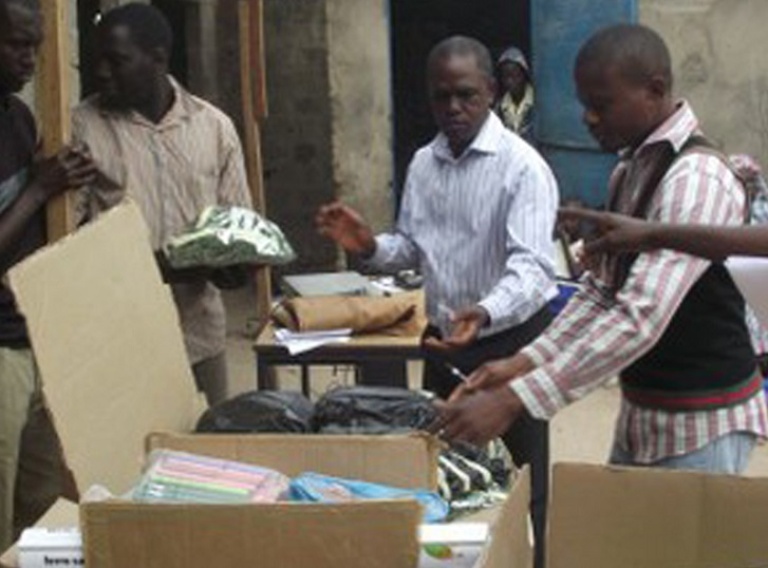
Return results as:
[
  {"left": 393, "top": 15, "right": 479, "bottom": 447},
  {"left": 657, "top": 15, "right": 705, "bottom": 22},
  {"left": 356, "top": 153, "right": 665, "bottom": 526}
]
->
[
  {"left": 317, "top": 36, "right": 559, "bottom": 568},
  {"left": 73, "top": 4, "right": 253, "bottom": 406},
  {"left": 438, "top": 25, "right": 768, "bottom": 476}
]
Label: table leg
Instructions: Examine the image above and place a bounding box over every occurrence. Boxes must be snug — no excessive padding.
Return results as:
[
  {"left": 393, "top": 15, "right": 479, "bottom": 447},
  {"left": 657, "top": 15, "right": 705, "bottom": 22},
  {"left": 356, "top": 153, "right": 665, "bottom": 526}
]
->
[
  {"left": 357, "top": 359, "right": 408, "bottom": 388},
  {"left": 257, "top": 357, "right": 277, "bottom": 390},
  {"left": 301, "top": 365, "right": 310, "bottom": 397}
]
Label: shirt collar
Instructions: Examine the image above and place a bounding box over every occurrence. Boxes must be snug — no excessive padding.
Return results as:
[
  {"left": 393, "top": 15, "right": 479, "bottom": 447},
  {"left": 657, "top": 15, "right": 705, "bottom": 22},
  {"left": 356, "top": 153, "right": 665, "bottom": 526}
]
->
[
  {"left": 432, "top": 111, "right": 504, "bottom": 162},
  {"left": 96, "top": 75, "right": 202, "bottom": 128},
  {"left": 502, "top": 84, "right": 534, "bottom": 114},
  {"left": 623, "top": 100, "right": 698, "bottom": 159}
]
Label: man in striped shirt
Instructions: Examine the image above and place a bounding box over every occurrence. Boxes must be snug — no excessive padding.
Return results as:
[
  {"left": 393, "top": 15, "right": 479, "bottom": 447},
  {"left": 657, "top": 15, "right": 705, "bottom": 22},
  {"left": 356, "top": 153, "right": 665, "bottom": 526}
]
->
[
  {"left": 438, "top": 24, "right": 768, "bottom": 474},
  {"left": 73, "top": 4, "right": 253, "bottom": 405},
  {"left": 317, "top": 36, "right": 558, "bottom": 568}
]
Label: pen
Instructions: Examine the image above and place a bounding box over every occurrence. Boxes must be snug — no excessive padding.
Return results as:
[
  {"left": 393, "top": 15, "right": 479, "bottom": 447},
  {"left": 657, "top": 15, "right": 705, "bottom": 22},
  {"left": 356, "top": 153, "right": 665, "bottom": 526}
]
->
[{"left": 444, "top": 362, "right": 469, "bottom": 384}]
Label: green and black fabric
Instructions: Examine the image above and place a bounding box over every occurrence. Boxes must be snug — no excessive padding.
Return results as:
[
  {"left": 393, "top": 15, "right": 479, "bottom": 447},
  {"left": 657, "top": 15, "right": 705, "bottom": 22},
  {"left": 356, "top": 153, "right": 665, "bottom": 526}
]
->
[
  {"left": 0, "top": 95, "right": 44, "bottom": 347},
  {"left": 610, "top": 135, "right": 760, "bottom": 411}
]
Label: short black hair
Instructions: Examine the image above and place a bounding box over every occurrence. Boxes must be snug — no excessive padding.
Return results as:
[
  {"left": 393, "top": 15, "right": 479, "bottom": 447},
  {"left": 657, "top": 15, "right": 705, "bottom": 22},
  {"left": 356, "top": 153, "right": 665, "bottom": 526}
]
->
[
  {"left": 98, "top": 2, "right": 173, "bottom": 55},
  {"left": 576, "top": 23, "right": 672, "bottom": 91},
  {"left": 427, "top": 36, "right": 494, "bottom": 80},
  {"left": 0, "top": 0, "right": 40, "bottom": 31}
]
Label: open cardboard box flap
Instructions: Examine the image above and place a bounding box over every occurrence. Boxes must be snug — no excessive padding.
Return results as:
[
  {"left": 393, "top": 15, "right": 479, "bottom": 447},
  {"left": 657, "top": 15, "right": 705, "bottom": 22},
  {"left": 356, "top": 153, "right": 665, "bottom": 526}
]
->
[
  {"left": 8, "top": 203, "right": 203, "bottom": 496},
  {"left": 474, "top": 466, "right": 532, "bottom": 568},
  {"left": 146, "top": 431, "right": 441, "bottom": 489},
  {"left": 548, "top": 463, "right": 768, "bottom": 568}
]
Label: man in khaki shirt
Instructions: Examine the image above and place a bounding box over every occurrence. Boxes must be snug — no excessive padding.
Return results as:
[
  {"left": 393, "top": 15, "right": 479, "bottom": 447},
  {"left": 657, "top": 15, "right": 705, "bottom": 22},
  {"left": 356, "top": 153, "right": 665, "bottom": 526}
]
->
[{"left": 74, "top": 3, "right": 253, "bottom": 405}]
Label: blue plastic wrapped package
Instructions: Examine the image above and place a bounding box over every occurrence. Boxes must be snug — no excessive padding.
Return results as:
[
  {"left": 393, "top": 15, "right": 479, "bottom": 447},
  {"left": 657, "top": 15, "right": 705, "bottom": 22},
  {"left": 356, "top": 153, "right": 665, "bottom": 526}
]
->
[{"left": 289, "top": 472, "right": 449, "bottom": 522}]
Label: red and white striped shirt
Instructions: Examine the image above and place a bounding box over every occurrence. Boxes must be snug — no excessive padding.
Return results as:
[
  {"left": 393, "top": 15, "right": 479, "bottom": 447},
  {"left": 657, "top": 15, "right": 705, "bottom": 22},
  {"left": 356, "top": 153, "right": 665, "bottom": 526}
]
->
[{"left": 512, "top": 101, "right": 768, "bottom": 463}]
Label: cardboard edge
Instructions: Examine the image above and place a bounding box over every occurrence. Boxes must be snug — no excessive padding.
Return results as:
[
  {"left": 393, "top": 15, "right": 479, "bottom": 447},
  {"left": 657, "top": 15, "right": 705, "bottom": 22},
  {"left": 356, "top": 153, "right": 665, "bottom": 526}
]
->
[
  {"left": 145, "top": 431, "right": 443, "bottom": 489},
  {"left": 474, "top": 466, "right": 533, "bottom": 568}
]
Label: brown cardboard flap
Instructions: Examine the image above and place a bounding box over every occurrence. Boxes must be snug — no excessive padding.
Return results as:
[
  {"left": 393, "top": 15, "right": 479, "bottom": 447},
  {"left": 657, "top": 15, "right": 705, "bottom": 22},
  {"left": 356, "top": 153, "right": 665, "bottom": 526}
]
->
[
  {"left": 81, "top": 500, "right": 421, "bottom": 568},
  {"left": 548, "top": 463, "right": 768, "bottom": 568},
  {"left": 8, "top": 203, "right": 202, "bottom": 496},
  {"left": 146, "top": 432, "right": 441, "bottom": 489},
  {"left": 476, "top": 466, "right": 533, "bottom": 568}
]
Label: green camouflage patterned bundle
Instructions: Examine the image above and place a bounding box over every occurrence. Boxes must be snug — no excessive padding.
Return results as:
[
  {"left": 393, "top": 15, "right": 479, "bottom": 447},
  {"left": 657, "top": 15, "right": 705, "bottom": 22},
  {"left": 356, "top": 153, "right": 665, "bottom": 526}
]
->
[{"left": 166, "top": 206, "right": 296, "bottom": 269}]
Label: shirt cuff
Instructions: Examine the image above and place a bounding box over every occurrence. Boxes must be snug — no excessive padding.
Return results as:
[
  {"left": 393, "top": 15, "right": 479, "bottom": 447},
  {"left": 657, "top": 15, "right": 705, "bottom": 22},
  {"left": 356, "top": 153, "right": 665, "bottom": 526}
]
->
[
  {"left": 477, "top": 295, "right": 508, "bottom": 328},
  {"left": 509, "top": 368, "right": 567, "bottom": 421},
  {"left": 362, "top": 235, "right": 387, "bottom": 268}
]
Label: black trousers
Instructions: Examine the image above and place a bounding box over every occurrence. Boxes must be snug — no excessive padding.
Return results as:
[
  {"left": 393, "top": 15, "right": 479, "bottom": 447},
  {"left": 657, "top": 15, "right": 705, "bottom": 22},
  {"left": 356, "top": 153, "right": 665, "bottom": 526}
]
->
[{"left": 422, "top": 307, "right": 553, "bottom": 568}]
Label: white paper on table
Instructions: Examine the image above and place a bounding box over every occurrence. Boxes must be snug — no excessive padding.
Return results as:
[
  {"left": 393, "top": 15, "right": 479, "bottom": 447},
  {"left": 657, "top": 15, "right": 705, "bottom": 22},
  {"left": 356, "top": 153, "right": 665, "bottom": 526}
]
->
[
  {"left": 274, "top": 328, "right": 352, "bottom": 355},
  {"left": 726, "top": 256, "right": 768, "bottom": 328}
]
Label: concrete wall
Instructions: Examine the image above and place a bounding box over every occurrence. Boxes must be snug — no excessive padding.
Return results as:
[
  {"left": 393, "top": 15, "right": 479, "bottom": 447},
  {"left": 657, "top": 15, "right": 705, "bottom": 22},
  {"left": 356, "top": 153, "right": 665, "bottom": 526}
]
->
[
  {"left": 641, "top": 0, "right": 768, "bottom": 166},
  {"left": 260, "top": 0, "right": 394, "bottom": 274},
  {"left": 261, "top": 0, "right": 338, "bottom": 273},
  {"left": 326, "top": 0, "right": 394, "bottom": 234}
]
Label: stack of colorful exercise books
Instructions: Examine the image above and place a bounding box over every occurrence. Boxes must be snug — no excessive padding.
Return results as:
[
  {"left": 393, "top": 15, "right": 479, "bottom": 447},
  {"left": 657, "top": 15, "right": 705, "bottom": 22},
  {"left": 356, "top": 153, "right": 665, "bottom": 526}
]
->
[{"left": 132, "top": 450, "right": 290, "bottom": 504}]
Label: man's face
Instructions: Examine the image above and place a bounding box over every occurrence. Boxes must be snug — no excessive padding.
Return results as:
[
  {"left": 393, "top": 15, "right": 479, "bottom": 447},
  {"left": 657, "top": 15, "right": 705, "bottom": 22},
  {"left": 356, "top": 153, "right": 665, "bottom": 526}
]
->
[
  {"left": 428, "top": 54, "right": 495, "bottom": 155},
  {"left": 94, "top": 24, "right": 158, "bottom": 110},
  {"left": 0, "top": 4, "right": 42, "bottom": 95},
  {"left": 499, "top": 61, "right": 527, "bottom": 101},
  {"left": 575, "top": 62, "right": 659, "bottom": 153}
]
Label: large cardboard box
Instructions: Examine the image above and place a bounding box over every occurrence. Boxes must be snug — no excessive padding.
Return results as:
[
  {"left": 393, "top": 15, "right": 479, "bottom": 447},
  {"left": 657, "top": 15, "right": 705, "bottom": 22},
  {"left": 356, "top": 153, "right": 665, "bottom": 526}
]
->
[
  {"left": 3, "top": 203, "right": 529, "bottom": 568},
  {"left": 81, "top": 434, "right": 439, "bottom": 568},
  {"left": 546, "top": 463, "right": 768, "bottom": 568},
  {"left": 9, "top": 203, "right": 768, "bottom": 568},
  {"left": 453, "top": 460, "right": 768, "bottom": 568}
]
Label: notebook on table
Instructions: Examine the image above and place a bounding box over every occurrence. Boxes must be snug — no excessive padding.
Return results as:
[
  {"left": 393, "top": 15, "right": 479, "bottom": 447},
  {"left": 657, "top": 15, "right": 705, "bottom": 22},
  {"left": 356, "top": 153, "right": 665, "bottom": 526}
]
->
[{"left": 280, "top": 271, "right": 377, "bottom": 297}]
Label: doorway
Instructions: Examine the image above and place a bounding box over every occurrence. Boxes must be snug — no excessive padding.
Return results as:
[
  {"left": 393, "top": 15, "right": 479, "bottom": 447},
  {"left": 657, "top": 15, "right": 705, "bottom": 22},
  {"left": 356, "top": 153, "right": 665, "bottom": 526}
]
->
[{"left": 389, "top": 0, "right": 530, "bottom": 200}]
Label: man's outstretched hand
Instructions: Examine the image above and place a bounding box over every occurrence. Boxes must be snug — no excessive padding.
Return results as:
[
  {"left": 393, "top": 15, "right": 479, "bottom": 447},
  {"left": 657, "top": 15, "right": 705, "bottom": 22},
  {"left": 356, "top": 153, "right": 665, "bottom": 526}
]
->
[
  {"left": 423, "top": 306, "right": 489, "bottom": 351},
  {"left": 558, "top": 207, "right": 656, "bottom": 257},
  {"left": 430, "top": 385, "right": 525, "bottom": 445},
  {"left": 316, "top": 201, "right": 376, "bottom": 256},
  {"left": 447, "top": 352, "right": 535, "bottom": 402}
]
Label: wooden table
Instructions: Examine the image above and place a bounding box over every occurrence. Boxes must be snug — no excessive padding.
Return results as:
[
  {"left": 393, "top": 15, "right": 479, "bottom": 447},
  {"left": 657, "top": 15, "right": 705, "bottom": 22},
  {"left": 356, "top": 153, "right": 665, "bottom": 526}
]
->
[{"left": 254, "top": 324, "right": 424, "bottom": 396}]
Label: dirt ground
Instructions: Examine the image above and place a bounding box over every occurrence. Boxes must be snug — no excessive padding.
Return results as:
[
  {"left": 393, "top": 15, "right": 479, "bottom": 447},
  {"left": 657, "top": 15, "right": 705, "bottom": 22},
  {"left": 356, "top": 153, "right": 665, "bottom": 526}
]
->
[{"left": 223, "top": 289, "right": 768, "bottom": 477}]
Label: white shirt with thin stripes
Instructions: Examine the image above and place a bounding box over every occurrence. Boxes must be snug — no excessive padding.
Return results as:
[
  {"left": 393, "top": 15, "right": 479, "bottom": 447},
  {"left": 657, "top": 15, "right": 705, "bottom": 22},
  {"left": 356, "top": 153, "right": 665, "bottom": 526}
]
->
[{"left": 368, "top": 112, "right": 559, "bottom": 338}]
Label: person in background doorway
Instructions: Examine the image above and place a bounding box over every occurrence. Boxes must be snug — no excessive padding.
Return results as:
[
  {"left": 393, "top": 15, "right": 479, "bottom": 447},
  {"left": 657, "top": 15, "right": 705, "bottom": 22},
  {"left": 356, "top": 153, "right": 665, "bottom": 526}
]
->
[
  {"left": 0, "top": 0, "right": 96, "bottom": 549},
  {"left": 494, "top": 46, "right": 535, "bottom": 144},
  {"left": 73, "top": 3, "right": 253, "bottom": 406},
  {"left": 437, "top": 24, "right": 768, "bottom": 476},
  {"left": 317, "top": 36, "right": 559, "bottom": 568}
]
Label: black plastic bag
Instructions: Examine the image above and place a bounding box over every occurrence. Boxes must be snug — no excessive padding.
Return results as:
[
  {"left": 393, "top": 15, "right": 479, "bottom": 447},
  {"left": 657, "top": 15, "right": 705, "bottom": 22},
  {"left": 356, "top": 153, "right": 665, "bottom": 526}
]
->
[
  {"left": 195, "top": 390, "right": 314, "bottom": 433},
  {"left": 312, "top": 386, "right": 437, "bottom": 434}
]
